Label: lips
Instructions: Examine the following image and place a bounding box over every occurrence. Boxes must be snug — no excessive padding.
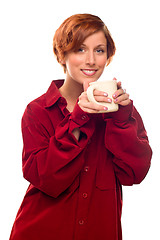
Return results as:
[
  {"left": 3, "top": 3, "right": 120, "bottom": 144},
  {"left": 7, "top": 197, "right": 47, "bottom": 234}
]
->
[{"left": 81, "top": 69, "right": 97, "bottom": 76}]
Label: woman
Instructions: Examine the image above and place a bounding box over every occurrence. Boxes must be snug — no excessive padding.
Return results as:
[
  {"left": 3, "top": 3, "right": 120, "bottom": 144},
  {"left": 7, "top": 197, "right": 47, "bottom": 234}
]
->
[{"left": 10, "top": 14, "right": 152, "bottom": 240}]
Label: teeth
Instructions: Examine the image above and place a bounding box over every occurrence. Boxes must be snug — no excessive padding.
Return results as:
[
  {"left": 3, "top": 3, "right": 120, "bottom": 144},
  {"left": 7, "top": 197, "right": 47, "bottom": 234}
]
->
[
  {"left": 81, "top": 69, "right": 97, "bottom": 76},
  {"left": 83, "top": 70, "right": 95, "bottom": 73}
]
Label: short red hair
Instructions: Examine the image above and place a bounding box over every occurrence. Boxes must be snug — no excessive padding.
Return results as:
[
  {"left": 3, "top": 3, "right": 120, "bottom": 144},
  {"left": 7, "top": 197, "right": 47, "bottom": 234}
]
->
[{"left": 53, "top": 14, "right": 116, "bottom": 72}]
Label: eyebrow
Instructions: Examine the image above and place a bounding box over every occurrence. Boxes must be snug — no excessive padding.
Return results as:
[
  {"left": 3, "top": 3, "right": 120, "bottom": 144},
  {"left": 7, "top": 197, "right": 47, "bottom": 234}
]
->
[
  {"left": 95, "top": 44, "right": 106, "bottom": 48},
  {"left": 80, "top": 44, "right": 107, "bottom": 48}
]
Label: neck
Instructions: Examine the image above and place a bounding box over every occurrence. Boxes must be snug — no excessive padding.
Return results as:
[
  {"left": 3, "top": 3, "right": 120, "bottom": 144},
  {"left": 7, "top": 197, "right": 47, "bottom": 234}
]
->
[
  {"left": 60, "top": 77, "right": 83, "bottom": 102},
  {"left": 59, "top": 76, "right": 84, "bottom": 112}
]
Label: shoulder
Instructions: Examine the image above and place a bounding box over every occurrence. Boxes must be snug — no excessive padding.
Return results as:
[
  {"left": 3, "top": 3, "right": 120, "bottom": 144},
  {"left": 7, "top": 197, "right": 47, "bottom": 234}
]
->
[
  {"left": 22, "top": 96, "right": 48, "bottom": 129},
  {"left": 22, "top": 80, "right": 64, "bottom": 127}
]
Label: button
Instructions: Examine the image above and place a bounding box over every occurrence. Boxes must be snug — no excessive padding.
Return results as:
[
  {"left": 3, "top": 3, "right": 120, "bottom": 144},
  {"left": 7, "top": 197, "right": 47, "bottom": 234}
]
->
[
  {"left": 81, "top": 115, "right": 87, "bottom": 120},
  {"left": 82, "top": 193, "right": 88, "bottom": 198},
  {"left": 84, "top": 166, "right": 89, "bottom": 172},
  {"left": 79, "top": 220, "right": 84, "bottom": 225},
  {"left": 59, "top": 98, "right": 64, "bottom": 103}
]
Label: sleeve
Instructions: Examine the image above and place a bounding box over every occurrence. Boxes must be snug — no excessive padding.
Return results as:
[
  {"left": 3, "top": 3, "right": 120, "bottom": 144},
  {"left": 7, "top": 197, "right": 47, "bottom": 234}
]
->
[
  {"left": 103, "top": 101, "right": 152, "bottom": 186},
  {"left": 21, "top": 102, "right": 95, "bottom": 198}
]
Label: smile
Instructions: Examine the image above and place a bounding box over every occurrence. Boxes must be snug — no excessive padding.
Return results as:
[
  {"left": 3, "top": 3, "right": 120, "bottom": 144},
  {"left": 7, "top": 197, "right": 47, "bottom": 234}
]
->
[{"left": 81, "top": 69, "right": 97, "bottom": 76}]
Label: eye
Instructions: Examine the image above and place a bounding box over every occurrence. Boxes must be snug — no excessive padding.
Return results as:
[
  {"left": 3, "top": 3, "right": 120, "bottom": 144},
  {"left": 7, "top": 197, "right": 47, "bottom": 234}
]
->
[
  {"left": 96, "top": 49, "right": 105, "bottom": 53},
  {"left": 78, "top": 48, "right": 85, "bottom": 53}
]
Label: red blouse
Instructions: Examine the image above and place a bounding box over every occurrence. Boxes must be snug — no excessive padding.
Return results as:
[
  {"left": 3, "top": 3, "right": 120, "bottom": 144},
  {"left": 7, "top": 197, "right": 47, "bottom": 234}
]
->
[{"left": 10, "top": 80, "right": 152, "bottom": 240}]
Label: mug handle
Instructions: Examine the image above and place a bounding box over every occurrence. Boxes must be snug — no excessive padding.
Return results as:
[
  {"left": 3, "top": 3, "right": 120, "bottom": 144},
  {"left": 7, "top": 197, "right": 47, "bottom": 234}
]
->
[{"left": 87, "top": 85, "right": 100, "bottom": 105}]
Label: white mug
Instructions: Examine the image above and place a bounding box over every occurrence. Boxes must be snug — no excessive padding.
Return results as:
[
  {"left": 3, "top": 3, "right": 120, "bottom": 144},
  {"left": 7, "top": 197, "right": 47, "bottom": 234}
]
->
[{"left": 87, "top": 80, "right": 119, "bottom": 113}]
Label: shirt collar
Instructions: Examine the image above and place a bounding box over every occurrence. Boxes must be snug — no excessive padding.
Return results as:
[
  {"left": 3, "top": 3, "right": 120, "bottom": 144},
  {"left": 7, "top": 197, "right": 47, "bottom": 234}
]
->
[{"left": 44, "top": 79, "right": 64, "bottom": 108}]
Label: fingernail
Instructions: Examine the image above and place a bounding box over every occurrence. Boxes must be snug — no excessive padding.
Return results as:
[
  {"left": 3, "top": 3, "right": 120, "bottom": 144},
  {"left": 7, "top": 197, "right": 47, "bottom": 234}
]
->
[
  {"left": 104, "top": 107, "right": 108, "bottom": 110},
  {"left": 113, "top": 94, "right": 116, "bottom": 98},
  {"left": 104, "top": 93, "right": 108, "bottom": 97},
  {"left": 108, "top": 99, "right": 112, "bottom": 103}
]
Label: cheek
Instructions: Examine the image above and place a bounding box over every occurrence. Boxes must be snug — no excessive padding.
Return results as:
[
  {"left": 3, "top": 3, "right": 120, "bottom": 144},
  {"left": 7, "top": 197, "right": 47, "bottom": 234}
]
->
[
  {"left": 66, "top": 57, "right": 83, "bottom": 73},
  {"left": 73, "top": 56, "right": 84, "bottom": 66},
  {"left": 97, "top": 56, "right": 108, "bottom": 68}
]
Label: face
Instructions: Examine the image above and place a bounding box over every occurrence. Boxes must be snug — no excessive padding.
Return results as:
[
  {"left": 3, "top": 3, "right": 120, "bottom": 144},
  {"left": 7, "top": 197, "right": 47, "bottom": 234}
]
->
[{"left": 64, "top": 31, "right": 108, "bottom": 85}]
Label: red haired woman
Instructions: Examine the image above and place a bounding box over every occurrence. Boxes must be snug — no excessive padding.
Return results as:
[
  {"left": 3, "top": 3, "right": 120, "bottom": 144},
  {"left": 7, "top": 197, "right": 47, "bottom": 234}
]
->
[{"left": 10, "top": 14, "right": 152, "bottom": 240}]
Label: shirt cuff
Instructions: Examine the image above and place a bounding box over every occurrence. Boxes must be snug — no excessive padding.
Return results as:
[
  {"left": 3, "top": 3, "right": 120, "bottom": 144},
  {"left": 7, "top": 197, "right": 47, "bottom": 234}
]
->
[
  {"left": 68, "top": 101, "right": 95, "bottom": 146},
  {"left": 103, "top": 100, "right": 133, "bottom": 122},
  {"left": 69, "top": 101, "right": 90, "bottom": 127}
]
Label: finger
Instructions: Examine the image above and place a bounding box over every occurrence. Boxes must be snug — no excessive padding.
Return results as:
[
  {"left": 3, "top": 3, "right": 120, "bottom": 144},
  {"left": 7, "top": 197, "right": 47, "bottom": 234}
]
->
[
  {"left": 83, "top": 81, "right": 89, "bottom": 92},
  {"left": 114, "top": 93, "right": 130, "bottom": 104},
  {"left": 83, "top": 89, "right": 111, "bottom": 103},
  {"left": 79, "top": 106, "right": 100, "bottom": 114},
  {"left": 79, "top": 91, "right": 89, "bottom": 102},
  {"left": 113, "top": 88, "right": 125, "bottom": 99},
  {"left": 94, "top": 96, "right": 112, "bottom": 103},
  {"left": 78, "top": 100, "right": 108, "bottom": 113},
  {"left": 93, "top": 89, "right": 108, "bottom": 97},
  {"left": 119, "top": 99, "right": 131, "bottom": 106},
  {"left": 117, "top": 81, "right": 122, "bottom": 89}
]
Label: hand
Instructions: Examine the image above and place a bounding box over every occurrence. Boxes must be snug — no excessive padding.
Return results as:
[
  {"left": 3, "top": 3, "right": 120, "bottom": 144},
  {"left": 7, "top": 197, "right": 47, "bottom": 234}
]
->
[
  {"left": 78, "top": 81, "right": 112, "bottom": 113},
  {"left": 112, "top": 80, "right": 131, "bottom": 106}
]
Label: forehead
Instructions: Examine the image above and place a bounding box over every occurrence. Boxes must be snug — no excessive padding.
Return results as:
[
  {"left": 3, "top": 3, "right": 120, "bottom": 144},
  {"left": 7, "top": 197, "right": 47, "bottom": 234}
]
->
[{"left": 82, "top": 31, "right": 107, "bottom": 46}]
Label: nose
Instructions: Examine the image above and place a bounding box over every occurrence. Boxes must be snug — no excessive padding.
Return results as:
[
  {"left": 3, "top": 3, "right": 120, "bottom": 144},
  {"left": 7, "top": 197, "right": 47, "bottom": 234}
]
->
[{"left": 86, "top": 50, "right": 96, "bottom": 66}]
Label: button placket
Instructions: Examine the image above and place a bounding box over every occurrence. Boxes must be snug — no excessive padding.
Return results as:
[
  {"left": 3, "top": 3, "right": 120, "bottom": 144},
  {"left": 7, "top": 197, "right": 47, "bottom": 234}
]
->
[
  {"left": 75, "top": 157, "right": 93, "bottom": 238},
  {"left": 77, "top": 173, "right": 89, "bottom": 228}
]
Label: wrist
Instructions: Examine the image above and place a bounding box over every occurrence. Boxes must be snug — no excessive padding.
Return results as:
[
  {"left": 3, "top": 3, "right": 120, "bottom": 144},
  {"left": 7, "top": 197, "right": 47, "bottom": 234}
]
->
[{"left": 72, "top": 128, "right": 80, "bottom": 141}]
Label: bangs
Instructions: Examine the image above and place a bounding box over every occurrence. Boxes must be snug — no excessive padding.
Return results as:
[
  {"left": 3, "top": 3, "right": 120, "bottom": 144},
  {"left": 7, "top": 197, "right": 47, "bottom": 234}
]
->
[{"left": 64, "top": 18, "right": 104, "bottom": 53}]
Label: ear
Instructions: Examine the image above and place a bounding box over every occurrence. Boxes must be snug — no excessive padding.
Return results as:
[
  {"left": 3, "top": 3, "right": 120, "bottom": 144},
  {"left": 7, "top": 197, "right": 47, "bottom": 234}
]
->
[
  {"left": 60, "top": 56, "right": 66, "bottom": 65},
  {"left": 106, "top": 56, "right": 113, "bottom": 66},
  {"left": 61, "top": 59, "right": 66, "bottom": 65},
  {"left": 106, "top": 59, "right": 109, "bottom": 67}
]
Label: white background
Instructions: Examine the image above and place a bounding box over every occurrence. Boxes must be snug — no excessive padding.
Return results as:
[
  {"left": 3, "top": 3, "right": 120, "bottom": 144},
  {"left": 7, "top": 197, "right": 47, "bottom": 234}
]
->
[{"left": 0, "top": 0, "right": 159, "bottom": 239}]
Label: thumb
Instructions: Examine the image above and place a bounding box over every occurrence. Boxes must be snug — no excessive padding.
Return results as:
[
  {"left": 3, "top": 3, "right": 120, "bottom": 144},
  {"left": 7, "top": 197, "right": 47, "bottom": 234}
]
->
[{"left": 83, "top": 81, "right": 89, "bottom": 92}]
